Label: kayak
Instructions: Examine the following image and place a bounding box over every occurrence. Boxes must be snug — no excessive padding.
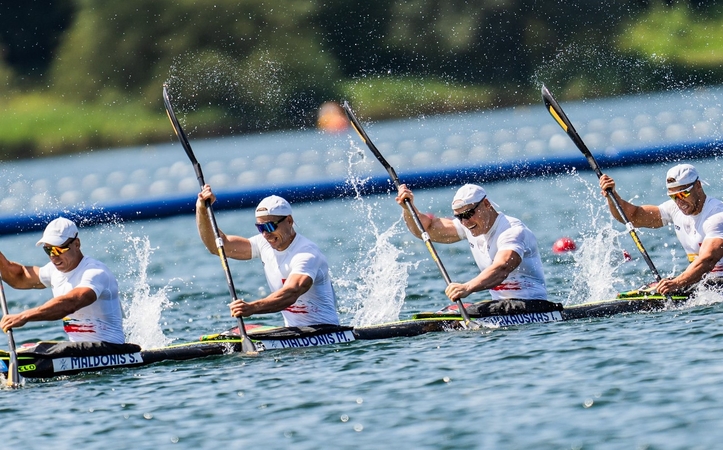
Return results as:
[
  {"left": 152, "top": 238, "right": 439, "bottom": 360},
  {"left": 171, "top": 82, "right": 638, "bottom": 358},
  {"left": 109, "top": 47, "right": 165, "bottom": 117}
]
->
[
  {"left": 0, "top": 293, "right": 689, "bottom": 380},
  {"left": 419, "top": 292, "right": 690, "bottom": 327},
  {"left": 0, "top": 317, "right": 461, "bottom": 380}
]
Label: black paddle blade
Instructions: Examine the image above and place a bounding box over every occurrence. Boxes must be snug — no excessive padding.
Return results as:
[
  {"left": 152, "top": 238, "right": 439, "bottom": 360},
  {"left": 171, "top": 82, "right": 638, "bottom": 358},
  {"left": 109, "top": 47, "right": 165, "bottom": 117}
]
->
[
  {"left": 541, "top": 85, "right": 575, "bottom": 134},
  {"left": 341, "top": 101, "right": 401, "bottom": 185},
  {"left": 162, "top": 84, "right": 200, "bottom": 167},
  {"left": 238, "top": 319, "right": 258, "bottom": 354},
  {"left": 341, "top": 101, "right": 370, "bottom": 145},
  {"left": 541, "top": 85, "right": 602, "bottom": 177}
]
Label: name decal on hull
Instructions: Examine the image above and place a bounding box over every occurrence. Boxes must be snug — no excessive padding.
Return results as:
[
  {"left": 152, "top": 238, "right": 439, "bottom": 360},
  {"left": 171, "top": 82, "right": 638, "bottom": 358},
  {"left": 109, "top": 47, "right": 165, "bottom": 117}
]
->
[
  {"left": 477, "top": 311, "right": 563, "bottom": 328},
  {"left": 52, "top": 352, "right": 144, "bottom": 373},
  {"left": 257, "top": 330, "right": 356, "bottom": 350}
]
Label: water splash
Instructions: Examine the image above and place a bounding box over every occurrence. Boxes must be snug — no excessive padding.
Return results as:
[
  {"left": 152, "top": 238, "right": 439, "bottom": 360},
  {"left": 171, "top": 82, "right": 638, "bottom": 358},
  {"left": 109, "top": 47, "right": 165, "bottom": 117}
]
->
[
  {"left": 119, "top": 234, "right": 174, "bottom": 349},
  {"left": 165, "top": 49, "right": 301, "bottom": 133},
  {"left": 684, "top": 278, "right": 723, "bottom": 308},
  {"left": 563, "top": 173, "right": 628, "bottom": 303},
  {"left": 532, "top": 41, "right": 694, "bottom": 98},
  {"left": 567, "top": 222, "right": 627, "bottom": 304},
  {"left": 335, "top": 142, "right": 417, "bottom": 326},
  {"left": 347, "top": 219, "right": 414, "bottom": 327},
  {"left": 338, "top": 212, "right": 415, "bottom": 327}
]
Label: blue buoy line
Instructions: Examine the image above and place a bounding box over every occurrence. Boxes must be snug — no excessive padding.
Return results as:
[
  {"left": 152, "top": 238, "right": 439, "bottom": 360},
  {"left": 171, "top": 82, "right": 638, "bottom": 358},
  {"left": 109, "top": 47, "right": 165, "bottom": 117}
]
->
[{"left": 1, "top": 87, "right": 723, "bottom": 235}]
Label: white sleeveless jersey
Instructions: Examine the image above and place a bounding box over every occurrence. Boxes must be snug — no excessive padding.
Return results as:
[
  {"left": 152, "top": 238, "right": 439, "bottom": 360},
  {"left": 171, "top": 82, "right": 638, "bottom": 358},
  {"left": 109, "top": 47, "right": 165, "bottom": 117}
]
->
[
  {"left": 39, "top": 256, "right": 125, "bottom": 344},
  {"left": 250, "top": 232, "right": 339, "bottom": 326},
  {"left": 659, "top": 196, "right": 723, "bottom": 277},
  {"left": 454, "top": 213, "right": 547, "bottom": 300}
]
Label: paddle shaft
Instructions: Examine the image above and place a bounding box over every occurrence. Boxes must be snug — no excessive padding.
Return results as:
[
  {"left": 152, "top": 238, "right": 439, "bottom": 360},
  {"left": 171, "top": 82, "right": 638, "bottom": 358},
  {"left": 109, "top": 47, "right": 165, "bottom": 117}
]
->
[
  {"left": 541, "top": 85, "right": 668, "bottom": 287},
  {"left": 162, "top": 85, "right": 255, "bottom": 352},
  {"left": 342, "top": 101, "right": 474, "bottom": 328},
  {"left": 0, "top": 276, "right": 20, "bottom": 387}
]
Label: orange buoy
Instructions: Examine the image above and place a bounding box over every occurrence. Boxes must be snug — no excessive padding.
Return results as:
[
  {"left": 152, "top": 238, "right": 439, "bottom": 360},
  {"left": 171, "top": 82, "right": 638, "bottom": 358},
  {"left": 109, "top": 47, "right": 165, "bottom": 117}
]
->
[
  {"left": 317, "top": 101, "right": 349, "bottom": 133},
  {"left": 552, "top": 237, "right": 577, "bottom": 254}
]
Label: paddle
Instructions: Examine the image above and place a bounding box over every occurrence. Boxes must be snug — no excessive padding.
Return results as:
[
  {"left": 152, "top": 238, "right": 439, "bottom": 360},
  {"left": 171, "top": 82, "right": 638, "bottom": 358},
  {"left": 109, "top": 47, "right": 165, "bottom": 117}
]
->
[
  {"left": 541, "top": 85, "right": 671, "bottom": 298},
  {"left": 162, "top": 84, "right": 257, "bottom": 353},
  {"left": 0, "top": 275, "right": 21, "bottom": 388},
  {"left": 342, "top": 101, "right": 476, "bottom": 329}
]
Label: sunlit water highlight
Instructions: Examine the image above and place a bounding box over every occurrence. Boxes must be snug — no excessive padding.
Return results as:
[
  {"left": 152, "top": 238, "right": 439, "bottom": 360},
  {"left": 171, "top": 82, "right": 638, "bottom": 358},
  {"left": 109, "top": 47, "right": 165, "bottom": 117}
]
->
[{"left": 2, "top": 135, "right": 723, "bottom": 448}]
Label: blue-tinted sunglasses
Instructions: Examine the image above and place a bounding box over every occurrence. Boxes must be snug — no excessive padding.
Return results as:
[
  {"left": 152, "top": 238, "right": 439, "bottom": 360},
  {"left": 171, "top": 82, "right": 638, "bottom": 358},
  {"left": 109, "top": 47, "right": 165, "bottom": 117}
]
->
[{"left": 255, "top": 217, "right": 287, "bottom": 234}]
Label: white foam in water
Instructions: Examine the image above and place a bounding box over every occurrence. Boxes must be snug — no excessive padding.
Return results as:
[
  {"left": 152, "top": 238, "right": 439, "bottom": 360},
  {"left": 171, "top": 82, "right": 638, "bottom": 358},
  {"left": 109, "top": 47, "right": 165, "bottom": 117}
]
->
[
  {"left": 120, "top": 234, "right": 173, "bottom": 349},
  {"left": 336, "top": 144, "right": 416, "bottom": 327},
  {"left": 569, "top": 223, "right": 627, "bottom": 304},
  {"left": 348, "top": 220, "right": 413, "bottom": 327},
  {"left": 563, "top": 174, "right": 628, "bottom": 304},
  {"left": 343, "top": 215, "right": 413, "bottom": 328},
  {"left": 686, "top": 281, "right": 723, "bottom": 307}
]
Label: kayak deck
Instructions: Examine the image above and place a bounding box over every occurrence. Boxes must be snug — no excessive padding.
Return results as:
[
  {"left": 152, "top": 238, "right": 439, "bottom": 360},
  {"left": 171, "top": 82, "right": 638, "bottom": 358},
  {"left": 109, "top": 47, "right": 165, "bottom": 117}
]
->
[{"left": 0, "top": 294, "right": 690, "bottom": 380}]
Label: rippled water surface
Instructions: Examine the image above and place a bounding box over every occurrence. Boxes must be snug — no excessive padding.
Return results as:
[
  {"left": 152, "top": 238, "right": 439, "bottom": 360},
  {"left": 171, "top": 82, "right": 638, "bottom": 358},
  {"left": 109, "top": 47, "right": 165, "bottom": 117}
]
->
[{"left": 2, "top": 132, "right": 723, "bottom": 449}]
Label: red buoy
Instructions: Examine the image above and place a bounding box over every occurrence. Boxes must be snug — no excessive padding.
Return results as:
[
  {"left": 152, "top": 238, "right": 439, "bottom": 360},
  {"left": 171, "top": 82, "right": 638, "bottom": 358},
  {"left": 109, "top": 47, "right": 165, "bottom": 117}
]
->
[{"left": 552, "top": 237, "right": 577, "bottom": 254}]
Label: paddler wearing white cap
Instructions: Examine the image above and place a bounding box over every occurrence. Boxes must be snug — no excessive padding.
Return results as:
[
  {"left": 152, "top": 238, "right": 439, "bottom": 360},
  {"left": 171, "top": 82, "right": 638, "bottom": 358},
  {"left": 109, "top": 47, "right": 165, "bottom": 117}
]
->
[
  {"left": 599, "top": 163, "right": 723, "bottom": 295},
  {"left": 0, "top": 217, "right": 125, "bottom": 345},
  {"left": 395, "top": 183, "right": 555, "bottom": 315},
  {"left": 196, "top": 184, "right": 339, "bottom": 327}
]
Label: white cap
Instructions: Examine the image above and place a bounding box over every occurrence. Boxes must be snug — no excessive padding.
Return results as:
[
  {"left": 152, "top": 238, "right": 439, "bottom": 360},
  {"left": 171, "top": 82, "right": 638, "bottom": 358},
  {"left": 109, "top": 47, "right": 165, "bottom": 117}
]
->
[
  {"left": 36, "top": 217, "right": 79, "bottom": 247},
  {"left": 452, "top": 184, "right": 487, "bottom": 209},
  {"left": 255, "top": 195, "right": 293, "bottom": 217},
  {"left": 666, "top": 164, "right": 699, "bottom": 189}
]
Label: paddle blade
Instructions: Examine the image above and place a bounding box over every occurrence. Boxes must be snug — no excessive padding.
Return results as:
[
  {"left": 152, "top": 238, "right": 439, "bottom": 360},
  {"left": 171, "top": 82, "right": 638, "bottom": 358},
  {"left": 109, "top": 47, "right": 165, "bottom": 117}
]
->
[
  {"left": 541, "top": 85, "right": 601, "bottom": 176},
  {"left": 162, "top": 84, "right": 199, "bottom": 166},
  {"left": 235, "top": 319, "right": 258, "bottom": 354},
  {"left": 341, "top": 101, "right": 370, "bottom": 145},
  {"left": 541, "top": 85, "right": 668, "bottom": 292},
  {"left": 541, "top": 85, "right": 574, "bottom": 133},
  {"left": 451, "top": 300, "right": 479, "bottom": 330},
  {"left": 240, "top": 337, "right": 258, "bottom": 355},
  {"left": 6, "top": 361, "right": 19, "bottom": 388},
  {"left": 0, "top": 278, "right": 21, "bottom": 388},
  {"left": 341, "top": 101, "right": 401, "bottom": 184}
]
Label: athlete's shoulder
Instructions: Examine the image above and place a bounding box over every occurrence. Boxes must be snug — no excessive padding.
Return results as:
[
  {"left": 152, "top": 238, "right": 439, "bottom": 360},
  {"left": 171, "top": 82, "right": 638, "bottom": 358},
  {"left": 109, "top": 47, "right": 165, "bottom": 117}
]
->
[
  {"left": 500, "top": 214, "right": 534, "bottom": 234},
  {"left": 291, "top": 233, "right": 322, "bottom": 251},
  {"left": 704, "top": 197, "right": 723, "bottom": 213},
  {"left": 79, "top": 256, "right": 112, "bottom": 271}
]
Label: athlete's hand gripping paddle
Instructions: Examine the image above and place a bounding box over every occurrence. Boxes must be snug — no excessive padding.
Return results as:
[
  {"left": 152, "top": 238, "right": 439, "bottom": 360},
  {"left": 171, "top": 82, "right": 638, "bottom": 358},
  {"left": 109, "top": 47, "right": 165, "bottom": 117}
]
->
[
  {"left": 0, "top": 275, "right": 21, "bottom": 388},
  {"left": 342, "top": 101, "right": 477, "bottom": 329},
  {"left": 541, "top": 85, "right": 672, "bottom": 300},
  {"left": 163, "top": 84, "right": 257, "bottom": 354}
]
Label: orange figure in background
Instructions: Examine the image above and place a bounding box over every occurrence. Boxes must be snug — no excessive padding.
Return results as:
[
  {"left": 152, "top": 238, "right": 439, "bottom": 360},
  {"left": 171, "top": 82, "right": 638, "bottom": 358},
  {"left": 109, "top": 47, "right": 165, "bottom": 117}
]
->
[{"left": 317, "top": 101, "right": 349, "bottom": 133}]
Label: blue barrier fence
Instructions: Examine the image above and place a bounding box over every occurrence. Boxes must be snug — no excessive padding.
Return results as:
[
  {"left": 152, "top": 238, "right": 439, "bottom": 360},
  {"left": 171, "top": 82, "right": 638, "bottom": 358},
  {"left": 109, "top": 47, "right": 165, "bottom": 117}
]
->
[{"left": 2, "top": 87, "right": 723, "bottom": 234}]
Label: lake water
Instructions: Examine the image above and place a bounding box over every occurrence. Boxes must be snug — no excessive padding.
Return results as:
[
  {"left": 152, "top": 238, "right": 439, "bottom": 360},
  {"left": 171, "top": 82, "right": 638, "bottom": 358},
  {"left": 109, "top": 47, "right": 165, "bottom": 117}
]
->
[{"left": 2, "top": 117, "right": 723, "bottom": 448}]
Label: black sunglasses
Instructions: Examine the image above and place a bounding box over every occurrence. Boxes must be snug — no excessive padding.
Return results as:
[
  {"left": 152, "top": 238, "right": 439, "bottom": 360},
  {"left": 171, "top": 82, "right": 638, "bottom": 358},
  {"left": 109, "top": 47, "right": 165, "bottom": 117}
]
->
[
  {"left": 454, "top": 198, "right": 485, "bottom": 221},
  {"left": 255, "top": 217, "right": 287, "bottom": 234}
]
